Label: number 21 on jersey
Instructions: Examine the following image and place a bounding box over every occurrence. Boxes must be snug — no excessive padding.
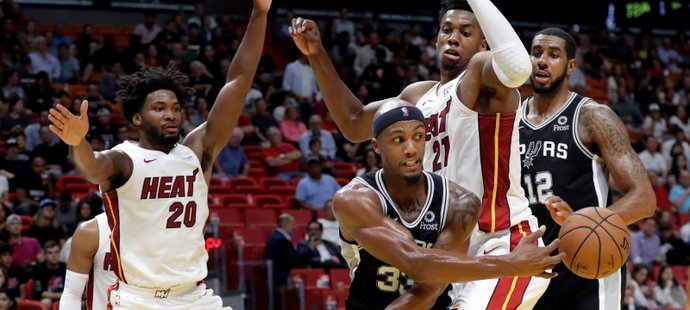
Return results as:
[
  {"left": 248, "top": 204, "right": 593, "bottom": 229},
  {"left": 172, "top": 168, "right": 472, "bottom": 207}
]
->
[{"left": 426, "top": 99, "right": 452, "bottom": 172}]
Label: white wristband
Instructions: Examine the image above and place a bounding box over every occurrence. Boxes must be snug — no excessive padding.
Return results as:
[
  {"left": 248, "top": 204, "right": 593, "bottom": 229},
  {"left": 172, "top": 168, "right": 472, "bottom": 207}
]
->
[{"left": 59, "top": 270, "right": 89, "bottom": 309}]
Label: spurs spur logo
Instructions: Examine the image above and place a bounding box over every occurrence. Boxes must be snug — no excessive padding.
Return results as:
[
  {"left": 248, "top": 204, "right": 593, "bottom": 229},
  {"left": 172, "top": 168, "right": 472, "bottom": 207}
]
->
[{"left": 522, "top": 141, "right": 542, "bottom": 168}]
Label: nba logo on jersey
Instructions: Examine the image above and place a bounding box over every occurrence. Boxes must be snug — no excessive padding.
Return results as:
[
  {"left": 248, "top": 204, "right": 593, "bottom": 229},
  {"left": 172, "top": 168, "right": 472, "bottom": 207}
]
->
[{"left": 401, "top": 107, "right": 409, "bottom": 117}]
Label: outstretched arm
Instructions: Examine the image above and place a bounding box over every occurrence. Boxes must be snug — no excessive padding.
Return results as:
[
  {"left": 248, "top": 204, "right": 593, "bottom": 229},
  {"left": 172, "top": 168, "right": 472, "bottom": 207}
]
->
[
  {"left": 60, "top": 218, "right": 99, "bottom": 309},
  {"left": 289, "top": 18, "right": 434, "bottom": 142},
  {"left": 49, "top": 100, "right": 126, "bottom": 189},
  {"left": 387, "top": 183, "right": 481, "bottom": 309},
  {"left": 457, "top": 0, "right": 531, "bottom": 107},
  {"left": 580, "top": 102, "right": 656, "bottom": 223},
  {"left": 184, "top": 0, "right": 272, "bottom": 171},
  {"left": 334, "top": 183, "right": 561, "bottom": 285}
]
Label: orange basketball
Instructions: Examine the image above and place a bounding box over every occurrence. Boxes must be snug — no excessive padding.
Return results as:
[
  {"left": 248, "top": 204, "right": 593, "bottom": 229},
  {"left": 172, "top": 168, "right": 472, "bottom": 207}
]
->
[{"left": 557, "top": 207, "right": 630, "bottom": 279}]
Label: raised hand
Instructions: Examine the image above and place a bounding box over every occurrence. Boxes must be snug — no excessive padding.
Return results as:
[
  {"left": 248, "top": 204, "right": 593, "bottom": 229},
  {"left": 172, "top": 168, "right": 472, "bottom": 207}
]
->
[
  {"left": 510, "top": 226, "right": 563, "bottom": 278},
  {"left": 48, "top": 100, "right": 90, "bottom": 146},
  {"left": 253, "top": 0, "right": 272, "bottom": 14},
  {"left": 542, "top": 196, "right": 574, "bottom": 226},
  {"left": 289, "top": 18, "right": 324, "bottom": 56}
]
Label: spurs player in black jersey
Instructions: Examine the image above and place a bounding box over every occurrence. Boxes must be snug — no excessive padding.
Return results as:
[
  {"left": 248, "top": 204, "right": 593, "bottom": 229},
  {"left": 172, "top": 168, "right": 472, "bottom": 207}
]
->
[
  {"left": 519, "top": 27, "right": 655, "bottom": 310},
  {"left": 335, "top": 99, "right": 561, "bottom": 310}
]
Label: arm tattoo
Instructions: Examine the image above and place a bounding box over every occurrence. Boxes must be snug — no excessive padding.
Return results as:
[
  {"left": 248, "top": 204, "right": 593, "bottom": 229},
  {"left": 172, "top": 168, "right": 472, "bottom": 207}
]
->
[
  {"left": 583, "top": 103, "right": 648, "bottom": 178},
  {"left": 448, "top": 187, "right": 481, "bottom": 235}
]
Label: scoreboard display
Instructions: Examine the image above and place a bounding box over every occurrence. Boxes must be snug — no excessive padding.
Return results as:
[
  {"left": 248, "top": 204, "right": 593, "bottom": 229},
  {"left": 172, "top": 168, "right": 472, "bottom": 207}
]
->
[{"left": 614, "top": 0, "right": 690, "bottom": 28}]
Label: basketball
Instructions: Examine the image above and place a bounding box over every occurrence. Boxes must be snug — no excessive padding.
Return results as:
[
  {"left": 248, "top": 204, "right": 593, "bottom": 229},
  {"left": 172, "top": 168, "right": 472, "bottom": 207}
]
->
[{"left": 558, "top": 207, "right": 630, "bottom": 279}]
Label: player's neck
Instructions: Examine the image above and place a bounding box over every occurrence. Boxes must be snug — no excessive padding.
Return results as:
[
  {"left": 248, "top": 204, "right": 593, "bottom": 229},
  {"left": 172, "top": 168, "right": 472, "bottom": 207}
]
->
[
  {"left": 381, "top": 170, "right": 427, "bottom": 212},
  {"left": 138, "top": 136, "right": 176, "bottom": 153},
  {"left": 440, "top": 67, "right": 465, "bottom": 85},
  {"left": 531, "top": 88, "right": 572, "bottom": 118}
]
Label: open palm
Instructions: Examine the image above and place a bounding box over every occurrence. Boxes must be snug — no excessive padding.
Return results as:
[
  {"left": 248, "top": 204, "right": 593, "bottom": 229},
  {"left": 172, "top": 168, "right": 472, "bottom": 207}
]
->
[{"left": 48, "top": 100, "right": 90, "bottom": 146}]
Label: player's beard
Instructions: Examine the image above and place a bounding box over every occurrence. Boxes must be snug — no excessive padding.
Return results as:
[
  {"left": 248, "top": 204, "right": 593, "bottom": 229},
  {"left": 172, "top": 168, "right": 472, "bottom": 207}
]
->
[
  {"left": 142, "top": 122, "right": 180, "bottom": 147},
  {"left": 532, "top": 68, "right": 567, "bottom": 94},
  {"left": 403, "top": 172, "right": 423, "bottom": 186}
]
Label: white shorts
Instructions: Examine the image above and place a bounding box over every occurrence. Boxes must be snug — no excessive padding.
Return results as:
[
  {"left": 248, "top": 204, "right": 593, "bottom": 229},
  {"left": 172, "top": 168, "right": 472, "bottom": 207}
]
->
[
  {"left": 108, "top": 281, "right": 230, "bottom": 310},
  {"left": 451, "top": 216, "right": 550, "bottom": 310}
]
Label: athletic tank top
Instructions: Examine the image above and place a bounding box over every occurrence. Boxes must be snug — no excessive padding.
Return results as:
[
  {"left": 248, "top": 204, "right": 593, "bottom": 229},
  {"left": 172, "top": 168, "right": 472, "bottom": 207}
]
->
[
  {"left": 417, "top": 72, "right": 531, "bottom": 233},
  {"left": 519, "top": 92, "right": 612, "bottom": 244},
  {"left": 86, "top": 214, "right": 117, "bottom": 310},
  {"left": 103, "top": 141, "right": 209, "bottom": 288},
  {"left": 341, "top": 170, "right": 453, "bottom": 309}
]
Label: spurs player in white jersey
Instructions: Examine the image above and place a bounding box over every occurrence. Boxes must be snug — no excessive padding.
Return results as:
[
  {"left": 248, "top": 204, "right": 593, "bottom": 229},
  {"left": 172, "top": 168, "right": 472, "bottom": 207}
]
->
[
  {"left": 49, "top": 0, "right": 272, "bottom": 308},
  {"left": 290, "top": 0, "right": 568, "bottom": 308},
  {"left": 59, "top": 214, "right": 117, "bottom": 309}
]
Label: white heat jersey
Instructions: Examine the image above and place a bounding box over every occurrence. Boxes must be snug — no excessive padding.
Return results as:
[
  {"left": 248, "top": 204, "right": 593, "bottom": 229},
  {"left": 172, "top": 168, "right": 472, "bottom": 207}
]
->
[
  {"left": 104, "top": 141, "right": 209, "bottom": 288},
  {"left": 87, "top": 214, "right": 117, "bottom": 309},
  {"left": 416, "top": 72, "right": 531, "bottom": 233}
]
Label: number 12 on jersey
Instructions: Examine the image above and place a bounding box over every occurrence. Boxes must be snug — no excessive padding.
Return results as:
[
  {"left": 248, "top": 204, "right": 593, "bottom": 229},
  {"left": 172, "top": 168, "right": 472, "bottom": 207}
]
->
[
  {"left": 522, "top": 171, "right": 553, "bottom": 204},
  {"left": 432, "top": 136, "right": 450, "bottom": 171}
]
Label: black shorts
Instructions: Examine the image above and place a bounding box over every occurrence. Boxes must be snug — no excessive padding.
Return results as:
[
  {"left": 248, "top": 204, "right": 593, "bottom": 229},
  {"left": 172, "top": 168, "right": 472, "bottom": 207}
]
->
[{"left": 534, "top": 263, "right": 626, "bottom": 310}]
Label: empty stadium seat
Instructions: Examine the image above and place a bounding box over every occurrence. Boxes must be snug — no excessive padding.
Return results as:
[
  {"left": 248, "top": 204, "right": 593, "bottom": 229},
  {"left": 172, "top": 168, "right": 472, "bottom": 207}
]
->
[{"left": 244, "top": 209, "right": 277, "bottom": 229}]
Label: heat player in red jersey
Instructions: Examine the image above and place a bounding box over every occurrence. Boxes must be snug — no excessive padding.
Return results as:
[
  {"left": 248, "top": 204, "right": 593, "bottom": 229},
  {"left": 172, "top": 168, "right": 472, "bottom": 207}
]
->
[
  {"left": 48, "top": 0, "right": 272, "bottom": 308},
  {"left": 290, "top": 0, "right": 570, "bottom": 308}
]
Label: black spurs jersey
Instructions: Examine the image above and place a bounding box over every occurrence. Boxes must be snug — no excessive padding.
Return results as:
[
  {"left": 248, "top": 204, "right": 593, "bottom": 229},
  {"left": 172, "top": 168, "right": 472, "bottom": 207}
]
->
[
  {"left": 341, "top": 170, "right": 453, "bottom": 310},
  {"left": 519, "top": 92, "right": 612, "bottom": 244}
]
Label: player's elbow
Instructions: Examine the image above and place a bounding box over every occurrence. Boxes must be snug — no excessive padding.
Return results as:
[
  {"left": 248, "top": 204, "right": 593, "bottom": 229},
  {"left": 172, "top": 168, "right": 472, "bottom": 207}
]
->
[
  {"left": 491, "top": 45, "right": 532, "bottom": 88},
  {"left": 399, "top": 251, "right": 436, "bottom": 283},
  {"left": 640, "top": 194, "right": 657, "bottom": 218}
]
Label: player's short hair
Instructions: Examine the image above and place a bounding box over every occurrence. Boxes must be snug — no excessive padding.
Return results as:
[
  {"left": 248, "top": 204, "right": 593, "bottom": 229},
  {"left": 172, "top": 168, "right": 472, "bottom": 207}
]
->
[
  {"left": 534, "top": 27, "right": 577, "bottom": 61},
  {"left": 439, "top": 0, "right": 472, "bottom": 20},
  {"left": 115, "top": 66, "right": 193, "bottom": 123}
]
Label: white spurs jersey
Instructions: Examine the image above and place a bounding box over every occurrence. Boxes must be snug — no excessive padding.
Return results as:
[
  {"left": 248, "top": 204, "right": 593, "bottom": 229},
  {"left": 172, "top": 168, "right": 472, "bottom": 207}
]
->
[
  {"left": 103, "top": 141, "right": 209, "bottom": 288},
  {"left": 87, "top": 214, "right": 117, "bottom": 309},
  {"left": 416, "top": 72, "right": 531, "bottom": 233}
]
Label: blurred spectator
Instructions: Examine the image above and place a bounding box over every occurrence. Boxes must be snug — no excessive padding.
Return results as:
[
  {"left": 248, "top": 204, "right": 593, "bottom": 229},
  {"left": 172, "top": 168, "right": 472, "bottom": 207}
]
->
[
  {"left": 25, "top": 110, "right": 58, "bottom": 152},
  {"left": 282, "top": 54, "right": 320, "bottom": 119},
  {"left": 6, "top": 214, "right": 41, "bottom": 270},
  {"left": 648, "top": 170, "right": 671, "bottom": 211},
  {"left": 93, "top": 35, "right": 123, "bottom": 72},
  {"left": 75, "top": 200, "right": 98, "bottom": 226},
  {"left": 251, "top": 98, "right": 279, "bottom": 143},
  {"left": 671, "top": 154, "right": 689, "bottom": 180},
  {"left": 90, "top": 108, "right": 117, "bottom": 149},
  {"left": 642, "top": 103, "right": 666, "bottom": 139},
  {"left": 1, "top": 98, "right": 31, "bottom": 137},
  {"left": 333, "top": 8, "right": 355, "bottom": 40},
  {"left": 0, "top": 243, "right": 26, "bottom": 300},
  {"left": 658, "top": 37, "right": 684, "bottom": 68},
  {"left": 0, "top": 137, "right": 29, "bottom": 182},
  {"left": 1, "top": 70, "right": 25, "bottom": 102},
  {"left": 1, "top": 18, "right": 22, "bottom": 60},
  {"left": 55, "top": 191, "right": 76, "bottom": 237},
  {"left": 357, "top": 149, "right": 381, "bottom": 176},
  {"left": 187, "top": 4, "right": 217, "bottom": 31},
  {"left": 653, "top": 265, "right": 687, "bottom": 308},
  {"left": 26, "top": 72, "right": 55, "bottom": 113},
  {"left": 662, "top": 130, "right": 690, "bottom": 168},
  {"left": 297, "top": 221, "right": 346, "bottom": 269},
  {"left": 318, "top": 200, "right": 339, "bottom": 246},
  {"left": 0, "top": 288, "right": 15, "bottom": 310},
  {"left": 28, "top": 36, "right": 60, "bottom": 81},
  {"left": 49, "top": 24, "right": 72, "bottom": 51},
  {"left": 99, "top": 62, "right": 124, "bottom": 101},
  {"left": 305, "top": 139, "right": 334, "bottom": 174},
  {"left": 73, "top": 24, "right": 96, "bottom": 65},
  {"left": 659, "top": 221, "right": 690, "bottom": 265},
  {"left": 134, "top": 12, "right": 161, "bottom": 45},
  {"left": 30, "top": 126, "right": 69, "bottom": 173},
  {"left": 263, "top": 127, "right": 303, "bottom": 181},
  {"left": 280, "top": 106, "right": 307, "bottom": 145},
  {"left": 639, "top": 136, "right": 668, "bottom": 180},
  {"left": 295, "top": 159, "right": 341, "bottom": 210},
  {"left": 27, "top": 199, "right": 66, "bottom": 247},
  {"left": 188, "top": 61, "right": 214, "bottom": 98},
  {"left": 670, "top": 106, "right": 690, "bottom": 139},
  {"left": 299, "top": 115, "right": 336, "bottom": 159},
  {"left": 631, "top": 264, "right": 657, "bottom": 309},
  {"left": 12, "top": 157, "right": 53, "bottom": 215},
  {"left": 670, "top": 170, "right": 690, "bottom": 213},
  {"left": 188, "top": 96, "right": 209, "bottom": 128},
  {"left": 263, "top": 214, "right": 311, "bottom": 287},
  {"left": 55, "top": 43, "right": 80, "bottom": 84},
  {"left": 0, "top": 206, "right": 9, "bottom": 243},
  {"left": 631, "top": 218, "right": 662, "bottom": 268},
  {"left": 354, "top": 31, "right": 392, "bottom": 77},
  {"left": 153, "top": 19, "right": 181, "bottom": 53},
  {"left": 214, "top": 128, "right": 249, "bottom": 179},
  {"left": 32, "top": 240, "right": 65, "bottom": 309}
]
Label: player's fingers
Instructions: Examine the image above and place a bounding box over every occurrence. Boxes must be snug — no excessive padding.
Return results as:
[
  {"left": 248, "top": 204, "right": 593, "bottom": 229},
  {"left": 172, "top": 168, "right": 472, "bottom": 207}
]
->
[
  {"left": 48, "top": 124, "right": 62, "bottom": 136},
  {"left": 55, "top": 103, "right": 74, "bottom": 119},
  {"left": 48, "top": 111, "right": 65, "bottom": 127},
  {"left": 520, "top": 226, "right": 545, "bottom": 244},
  {"left": 544, "top": 252, "right": 565, "bottom": 267},
  {"left": 536, "top": 271, "right": 558, "bottom": 279},
  {"left": 543, "top": 238, "right": 560, "bottom": 253},
  {"left": 80, "top": 100, "right": 89, "bottom": 116},
  {"left": 295, "top": 17, "right": 304, "bottom": 31}
]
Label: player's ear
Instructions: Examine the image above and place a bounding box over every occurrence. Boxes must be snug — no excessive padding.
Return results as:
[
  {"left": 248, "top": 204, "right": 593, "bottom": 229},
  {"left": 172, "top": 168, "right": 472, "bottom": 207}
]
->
[
  {"left": 566, "top": 58, "right": 577, "bottom": 76},
  {"left": 372, "top": 138, "right": 380, "bottom": 155},
  {"left": 132, "top": 113, "right": 142, "bottom": 126},
  {"left": 480, "top": 38, "right": 488, "bottom": 52}
]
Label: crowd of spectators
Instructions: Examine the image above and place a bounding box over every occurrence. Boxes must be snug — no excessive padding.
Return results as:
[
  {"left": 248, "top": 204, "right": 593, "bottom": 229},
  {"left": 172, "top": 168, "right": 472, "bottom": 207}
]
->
[{"left": 2, "top": 0, "right": 690, "bottom": 308}]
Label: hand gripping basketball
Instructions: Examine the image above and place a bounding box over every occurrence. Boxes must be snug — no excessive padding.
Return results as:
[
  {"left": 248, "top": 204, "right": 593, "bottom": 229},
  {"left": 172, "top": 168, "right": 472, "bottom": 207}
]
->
[
  {"left": 48, "top": 100, "right": 90, "bottom": 146},
  {"left": 511, "top": 226, "right": 564, "bottom": 278},
  {"left": 289, "top": 18, "right": 324, "bottom": 56}
]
